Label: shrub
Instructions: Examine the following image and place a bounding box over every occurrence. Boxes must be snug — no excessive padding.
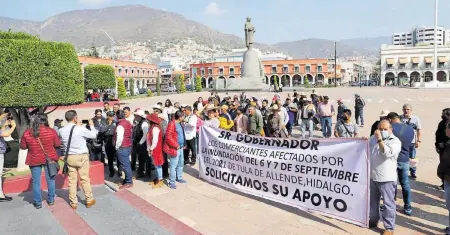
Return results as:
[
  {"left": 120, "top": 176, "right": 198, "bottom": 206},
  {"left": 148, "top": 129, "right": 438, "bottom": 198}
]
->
[
  {"left": 179, "top": 74, "right": 186, "bottom": 93},
  {"left": 175, "top": 74, "right": 181, "bottom": 92},
  {"left": 0, "top": 31, "right": 39, "bottom": 41},
  {"left": 195, "top": 75, "right": 202, "bottom": 92},
  {"left": 304, "top": 77, "right": 311, "bottom": 88},
  {"left": 84, "top": 64, "right": 115, "bottom": 90},
  {"left": 273, "top": 75, "right": 279, "bottom": 90},
  {"left": 117, "top": 77, "right": 127, "bottom": 98},
  {"left": 147, "top": 88, "right": 153, "bottom": 97}
]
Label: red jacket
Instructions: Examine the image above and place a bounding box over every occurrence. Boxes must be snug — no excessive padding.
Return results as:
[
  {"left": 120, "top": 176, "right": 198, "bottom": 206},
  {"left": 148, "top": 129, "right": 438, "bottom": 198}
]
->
[
  {"left": 147, "top": 125, "right": 164, "bottom": 166},
  {"left": 20, "top": 126, "right": 61, "bottom": 166},
  {"left": 163, "top": 120, "right": 180, "bottom": 157}
]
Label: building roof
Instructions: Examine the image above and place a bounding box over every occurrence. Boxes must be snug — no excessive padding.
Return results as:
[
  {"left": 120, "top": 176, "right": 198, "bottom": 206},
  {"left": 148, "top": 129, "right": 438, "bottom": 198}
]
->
[{"left": 78, "top": 56, "right": 157, "bottom": 69}]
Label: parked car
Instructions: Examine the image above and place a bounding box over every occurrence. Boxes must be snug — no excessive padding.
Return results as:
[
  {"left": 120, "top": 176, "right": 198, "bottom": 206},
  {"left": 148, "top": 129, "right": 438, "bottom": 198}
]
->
[{"left": 185, "top": 84, "right": 192, "bottom": 91}]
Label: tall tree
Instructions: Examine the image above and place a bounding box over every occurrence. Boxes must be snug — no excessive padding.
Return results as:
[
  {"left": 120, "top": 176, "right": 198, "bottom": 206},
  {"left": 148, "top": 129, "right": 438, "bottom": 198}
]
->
[
  {"left": 195, "top": 75, "right": 202, "bottom": 92},
  {"left": 130, "top": 79, "right": 135, "bottom": 96},
  {"left": 117, "top": 77, "right": 127, "bottom": 98},
  {"left": 179, "top": 74, "right": 186, "bottom": 93},
  {"left": 90, "top": 45, "right": 99, "bottom": 58},
  {"left": 0, "top": 31, "right": 84, "bottom": 168},
  {"left": 84, "top": 64, "right": 115, "bottom": 90},
  {"left": 156, "top": 76, "right": 161, "bottom": 96}
]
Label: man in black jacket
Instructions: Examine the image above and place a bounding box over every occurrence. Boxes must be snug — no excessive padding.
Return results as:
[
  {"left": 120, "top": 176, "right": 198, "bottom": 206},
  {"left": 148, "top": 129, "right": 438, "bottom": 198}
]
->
[
  {"left": 100, "top": 111, "right": 121, "bottom": 178},
  {"left": 436, "top": 108, "right": 450, "bottom": 189},
  {"left": 133, "top": 110, "right": 151, "bottom": 178}
]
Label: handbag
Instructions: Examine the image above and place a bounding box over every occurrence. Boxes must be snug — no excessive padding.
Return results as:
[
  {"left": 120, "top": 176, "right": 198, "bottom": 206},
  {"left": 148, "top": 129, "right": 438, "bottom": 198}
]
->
[
  {"left": 62, "top": 126, "right": 76, "bottom": 175},
  {"left": 37, "top": 137, "right": 60, "bottom": 177}
]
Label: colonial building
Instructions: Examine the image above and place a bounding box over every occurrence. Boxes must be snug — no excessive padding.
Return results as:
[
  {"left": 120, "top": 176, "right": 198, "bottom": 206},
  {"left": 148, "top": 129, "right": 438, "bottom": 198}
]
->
[
  {"left": 78, "top": 56, "right": 158, "bottom": 91},
  {"left": 380, "top": 44, "right": 450, "bottom": 86},
  {"left": 190, "top": 58, "right": 341, "bottom": 88}
]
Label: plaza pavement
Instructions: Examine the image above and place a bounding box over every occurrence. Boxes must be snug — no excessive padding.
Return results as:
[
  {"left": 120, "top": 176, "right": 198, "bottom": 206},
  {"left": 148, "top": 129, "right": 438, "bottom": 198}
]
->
[{"left": 27, "top": 87, "right": 450, "bottom": 234}]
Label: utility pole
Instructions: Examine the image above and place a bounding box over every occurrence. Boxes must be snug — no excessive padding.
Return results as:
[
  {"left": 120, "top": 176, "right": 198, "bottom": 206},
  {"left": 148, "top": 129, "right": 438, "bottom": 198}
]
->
[
  {"left": 102, "top": 30, "right": 118, "bottom": 99},
  {"left": 334, "top": 41, "right": 337, "bottom": 87},
  {"left": 433, "top": 0, "right": 438, "bottom": 84}
]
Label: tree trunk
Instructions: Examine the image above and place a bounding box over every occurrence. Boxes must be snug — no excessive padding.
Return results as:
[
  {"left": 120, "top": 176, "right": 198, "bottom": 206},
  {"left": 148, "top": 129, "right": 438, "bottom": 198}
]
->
[{"left": 10, "top": 108, "right": 33, "bottom": 171}]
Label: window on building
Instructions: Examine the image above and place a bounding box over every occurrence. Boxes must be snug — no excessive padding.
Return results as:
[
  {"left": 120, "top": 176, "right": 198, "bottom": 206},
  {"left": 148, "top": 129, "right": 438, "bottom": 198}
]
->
[
  {"left": 118, "top": 68, "right": 122, "bottom": 75},
  {"left": 125, "top": 69, "right": 128, "bottom": 75},
  {"left": 272, "top": 66, "right": 277, "bottom": 73},
  {"left": 425, "top": 63, "right": 432, "bottom": 68},
  {"left": 306, "top": 66, "right": 311, "bottom": 73},
  {"left": 387, "top": 64, "right": 393, "bottom": 69},
  {"left": 399, "top": 64, "right": 405, "bottom": 69},
  {"left": 412, "top": 63, "right": 418, "bottom": 69},
  {"left": 439, "top": 62, "right": 445, "bottom": 68},
  {"left": 318, "top": 65, "right": 322, "bottom": 72},
  {"left": 201, "top": 69, "right": 205, "bottom": 75},
  {"left": 282, "top": 66, "right": 288, "bottom": 73},
  {"left": 219, "top": 68, "right": 224, "bottom": 74},
  {"left": 294, "top": 66, "right": 299, "bottom": 73},
  {"left": 208, "top": 68, "right": 213, "bottom": 74},
  {"left": 230, "top": 67, "right": 235, "bottom": 74}
]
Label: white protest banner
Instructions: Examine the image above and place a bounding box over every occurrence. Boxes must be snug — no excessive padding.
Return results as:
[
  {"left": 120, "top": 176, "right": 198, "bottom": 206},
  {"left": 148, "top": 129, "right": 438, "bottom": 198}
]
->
[{"left": 198, "top": 126, "right": 370, "bottom": 227}]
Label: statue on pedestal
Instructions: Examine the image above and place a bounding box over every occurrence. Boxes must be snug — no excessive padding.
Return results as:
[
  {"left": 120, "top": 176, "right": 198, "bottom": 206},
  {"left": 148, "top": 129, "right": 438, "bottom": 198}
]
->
[{"left": 244, "top": 17, "right": 255, "bottom": 49}]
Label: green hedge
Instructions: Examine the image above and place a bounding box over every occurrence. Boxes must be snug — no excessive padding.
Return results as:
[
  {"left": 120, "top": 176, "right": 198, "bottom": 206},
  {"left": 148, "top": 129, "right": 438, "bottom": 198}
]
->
[
  {"left": 0, "top": 31, "right": 39, "bottom": 41},
  {"left": 195, "top": 75, "right": 202, "bottom": 92},
  {"left": 84, "top": 64, "right": 115, "bottom": 90},
  {"left": 117, "top": 77, "right": 127, "bottom": 98},
  {"left": 0, "top": 37, "right": 84, "bottom": 107}
]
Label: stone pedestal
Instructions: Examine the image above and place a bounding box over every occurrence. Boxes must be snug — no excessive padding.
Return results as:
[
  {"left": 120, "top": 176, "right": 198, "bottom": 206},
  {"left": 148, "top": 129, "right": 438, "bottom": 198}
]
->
[{"left": 215, "top": 48, "right": 269, "bottom": 91}]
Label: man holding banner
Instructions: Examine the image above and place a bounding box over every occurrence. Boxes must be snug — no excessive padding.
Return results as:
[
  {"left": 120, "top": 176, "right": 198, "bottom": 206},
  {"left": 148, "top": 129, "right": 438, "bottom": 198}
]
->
[{"left": 368, "top": 120, "right": 401, "bottom": 235}]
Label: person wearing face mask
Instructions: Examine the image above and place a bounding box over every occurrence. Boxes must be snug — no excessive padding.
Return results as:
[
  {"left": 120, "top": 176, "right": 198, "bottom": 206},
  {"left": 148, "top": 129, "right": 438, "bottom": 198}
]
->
[
  {"left": 371, "top": 110, "right": 390, "bottom": 136},
  {"left": 334, "top": 109, "right": 358, "bottom": 138},
  {"left": 437, "top": 122, "right": 450, "bottom": 235},
  {"left": 387, "top": 112, "right": 414, "bottom": 216},
  {"left": 368, "top": 120, "right": 401, "bottom": 235},
  {"left": 436, "top": 108, "right": 450, "bottom": 190}
]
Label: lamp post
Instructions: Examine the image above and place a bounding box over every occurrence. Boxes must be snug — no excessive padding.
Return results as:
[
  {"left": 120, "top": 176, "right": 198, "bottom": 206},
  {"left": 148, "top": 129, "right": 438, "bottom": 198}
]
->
[
  {"left": 334, "top": 41, "right": 337, "bottom": 87},
  {"left": 102, "top": 30, "right": 118, "bottom": 99},
  {"left": 433, "top": 0, "right": 438, "bottom": 84}
]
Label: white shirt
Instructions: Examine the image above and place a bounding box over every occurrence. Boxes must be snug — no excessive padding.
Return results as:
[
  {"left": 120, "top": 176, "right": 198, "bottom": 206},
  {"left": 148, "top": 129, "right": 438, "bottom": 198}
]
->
[
  {"left": 279, "top": 107, "right": 289, "bottom": 125},
  {"left": 147, "top": 127, "right": 160, "bottom": 151},
  {"left": 184, "top": 114, "right": 197, "bottom": 140},
  {"left": 115, "top": 125, "right": 124, "bottom": 150},
  {"left": 369, "top": 134, "right": 402, "bottom": 182},
  {"left": 204, "top": 118, "right": 220, "bottom": 128},
  {"left": 139, "top": 121, "right": 149, "bottom": 145},
  {"left": 126, "top": 115, "right": 135, "bottom": 126},
  {"left": 59, "top": 123, "right": 98, "bottom": 155}
]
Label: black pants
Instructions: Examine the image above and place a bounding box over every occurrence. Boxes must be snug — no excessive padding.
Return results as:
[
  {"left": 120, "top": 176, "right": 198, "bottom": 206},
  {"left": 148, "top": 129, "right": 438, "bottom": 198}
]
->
[
  {"left": 184, "top": 138, "right": 197, "bottom": 164},
  {"left": 105, "top": 143, "right": 118, "bottom": 173},
  {"left": 135, "top": 143, "right": 151, "bottom": 177},
  {"left": 89, "top": 146, "right": 103, "bottom": 162},
  {"left": 131, "top": 146, "right": 137, "bottom": 171},
  {"left": 162, "top": 153, "right": 169, "bottom": 178},
  {"left": 286, "top": 123, "right": 293, "bottom": 136}
]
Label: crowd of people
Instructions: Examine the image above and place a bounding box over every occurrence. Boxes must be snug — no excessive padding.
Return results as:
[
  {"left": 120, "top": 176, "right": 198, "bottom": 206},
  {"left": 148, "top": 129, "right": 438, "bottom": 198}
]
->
[{"left": 1, "top": 89, "right": 450, "bottom": 235}]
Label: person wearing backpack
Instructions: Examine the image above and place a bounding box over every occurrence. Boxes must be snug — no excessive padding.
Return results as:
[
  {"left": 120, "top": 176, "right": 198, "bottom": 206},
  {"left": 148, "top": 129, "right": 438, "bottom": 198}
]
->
[
  {"left": 354, "top": 94, "right": 366, "bottom": 127},
  {"left": 334, "top": 109, "right": 359, "bottom": 138}
]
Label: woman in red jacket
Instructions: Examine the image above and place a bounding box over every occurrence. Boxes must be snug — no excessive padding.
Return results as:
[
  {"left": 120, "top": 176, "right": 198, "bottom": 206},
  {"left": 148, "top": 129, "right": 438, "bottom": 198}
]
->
[
  {"left": 20, "top": 113, "right": 61, "bottom": 209},
  {"left": 147, "top": 113, "right": 164, "bottom": 188}
]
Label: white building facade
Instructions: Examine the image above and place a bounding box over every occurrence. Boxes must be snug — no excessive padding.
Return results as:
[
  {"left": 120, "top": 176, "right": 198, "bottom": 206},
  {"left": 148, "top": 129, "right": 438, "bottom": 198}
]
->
[
  {"left": 380, "top": 44, "right": 450, "bottom": 86},
  {"left": 392, "top": 26, "right": 448, "bottom": 46}
]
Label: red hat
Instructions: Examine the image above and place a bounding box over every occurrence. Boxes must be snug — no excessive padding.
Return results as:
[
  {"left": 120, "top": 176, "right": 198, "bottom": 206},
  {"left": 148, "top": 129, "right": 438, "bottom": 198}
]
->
[{"left": 146, "top": 113, "right": 161, "bottom": 124}]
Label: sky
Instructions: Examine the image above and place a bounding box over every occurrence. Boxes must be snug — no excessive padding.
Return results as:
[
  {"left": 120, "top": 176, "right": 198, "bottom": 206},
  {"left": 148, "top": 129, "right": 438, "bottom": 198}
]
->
[{"left": 1, "top": 0, "right": 449, "bottom": 44}]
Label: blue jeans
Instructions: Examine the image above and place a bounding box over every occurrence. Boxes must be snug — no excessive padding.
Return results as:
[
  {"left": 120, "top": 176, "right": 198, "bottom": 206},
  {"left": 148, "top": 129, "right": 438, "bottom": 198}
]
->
[
  {"left": 409, "top": 143, "right": 417, "bottom": 176},
  {"left": 169, "top": 149, "right": 184, "bottom": 185},
  {"left": 30, "top": 165, "right": 55, "bottom": 206},
  {"left": 396, "top": 162, "right": 412, "bottom": 207},
  {"left": 355, "top": 109, "right": 364, "bottom": 125},
  {"left": 155, "top": 166, "right": 163, "bottom": 180},
  {"left": 320, "top": 117, "right": 332, "bottom": 138},
  {"left": 116, "top": 147, "right": 133, "bottom": 184},
  {"left": 301, "top": 119, "right": 314, "bottom": 138},
  {"left": 444, "top": 181, "right": 450, "bottom": 228}
]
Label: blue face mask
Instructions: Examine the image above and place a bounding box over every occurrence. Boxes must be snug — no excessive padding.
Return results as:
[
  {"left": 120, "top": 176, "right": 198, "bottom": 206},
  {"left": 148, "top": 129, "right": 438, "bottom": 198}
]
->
[{"left": 381, "top": 130, "right": 390, "bottom": 139}]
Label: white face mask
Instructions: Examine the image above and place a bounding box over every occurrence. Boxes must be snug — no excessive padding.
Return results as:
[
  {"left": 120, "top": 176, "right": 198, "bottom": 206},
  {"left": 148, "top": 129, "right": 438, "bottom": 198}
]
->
[{"left": 381, "top": 130, "right": 390, "bottom": 139}]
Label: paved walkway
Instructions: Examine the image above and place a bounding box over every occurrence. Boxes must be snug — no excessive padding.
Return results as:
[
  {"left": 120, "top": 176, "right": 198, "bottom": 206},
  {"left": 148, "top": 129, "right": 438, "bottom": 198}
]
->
[
  {"left": 0, "top": 186, "right": 200, "bottom": 235},
  {"left": 43, "top": 87, "right": 450, "bottom": 234}
]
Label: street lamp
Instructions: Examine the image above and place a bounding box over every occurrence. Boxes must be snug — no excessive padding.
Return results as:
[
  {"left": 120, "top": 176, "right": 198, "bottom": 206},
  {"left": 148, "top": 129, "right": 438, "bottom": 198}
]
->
[
  {"left": 102, "top": 30, "right": 118, "bottom": 99},
  {"left": 433, "top": 0, "right": 438, "bottom": 84}
]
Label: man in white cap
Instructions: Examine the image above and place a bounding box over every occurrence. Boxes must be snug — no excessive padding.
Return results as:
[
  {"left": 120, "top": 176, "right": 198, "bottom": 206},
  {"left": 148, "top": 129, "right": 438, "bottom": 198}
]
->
[
  {"left": 152, "top": 104, "right": 163, "bottom": 114},
  {"left": 371, "top": 110, "right": 390, "bottom": 136},
  {"left": 132, "top": 109, "right": 151, "bottom": 178}
]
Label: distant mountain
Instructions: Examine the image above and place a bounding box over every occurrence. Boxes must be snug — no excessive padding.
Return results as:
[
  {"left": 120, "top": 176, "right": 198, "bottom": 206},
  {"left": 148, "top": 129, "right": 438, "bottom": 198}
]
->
[
  {"left": 340, "top": 36, "right": 391, "bottom": 53},
  {"left": 0, "top": 5, "right": 251, "bottom": 51}
]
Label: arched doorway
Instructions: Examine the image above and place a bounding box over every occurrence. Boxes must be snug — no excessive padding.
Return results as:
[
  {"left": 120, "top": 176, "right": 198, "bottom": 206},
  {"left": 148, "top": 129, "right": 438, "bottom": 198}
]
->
[
  {"left": 269, "top": 75, "right": 279, "bottom": 86},
  {"left": 207, "top": 77, "right": 213, "bottom": 88},
  {"left": 136, "top": 79, "right": 140, "bottom": 89},
  {"left": 424, "top": 71, "right": 433, "bottom": 82},
  {"left": 218, "top": 76, "right": 226, "bottom": 89},
  {"left": 316, "top": 74, "right": 325, "bottom": 85},
  {"left": 384, "top": 72, "right": 395, "bottom": 85},
  {"left": 438, "top": 71, "right": 447, "bottom": 82},
  {"left": 202, "top": 77, "right": 207, "bottom": 88},
  {"left": 281, "top": 75, "right": 291, "bottom": 87},
  {"left": 410, "top": 71, "right": 420, "bottom": 83},
  {"left": 265, "top": 76, "right": 269, "bottom": 84},
  {"left": 229, "top": 76, "right": 236, "bottom": 79},
  {"left": 398, "top": 72, "right": 408, "bottom": 86},
  {"left": 124, "top": 79, "right": 129, "bottom": 90},
  {"left": 292, "top": 74, "right": 302, "bottom": 86},
  {"left": 305, "top": 74, "right": 313, "bottom": 84}
]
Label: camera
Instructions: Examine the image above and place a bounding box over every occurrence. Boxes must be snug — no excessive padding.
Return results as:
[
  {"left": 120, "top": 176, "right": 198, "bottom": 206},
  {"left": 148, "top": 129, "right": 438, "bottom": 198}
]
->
[{"left": 81, "top": 119, "right": 89, "bottom": 125}]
